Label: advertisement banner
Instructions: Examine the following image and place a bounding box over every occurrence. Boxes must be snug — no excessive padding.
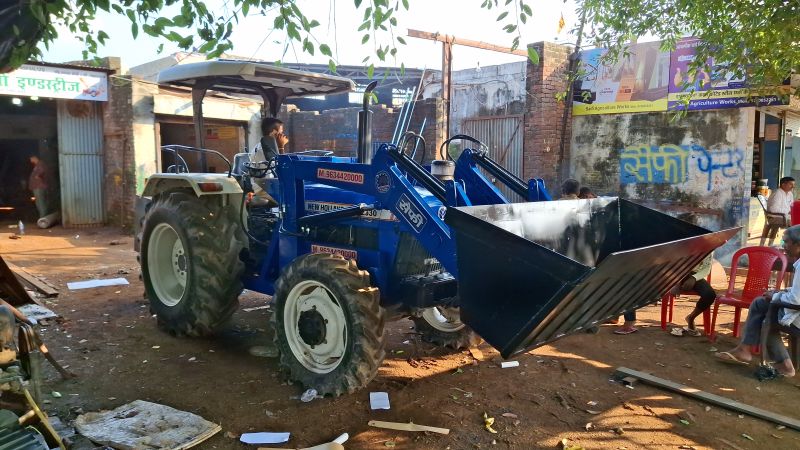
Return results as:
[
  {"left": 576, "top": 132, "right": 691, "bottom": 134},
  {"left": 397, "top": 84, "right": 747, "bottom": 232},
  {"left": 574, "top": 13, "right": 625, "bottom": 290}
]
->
[
  {"left": 0, "top": 64, "right": 108, "bottom": 102},
  {"left": 573, "top": 42, "right": 670, "bottom": 115},
  {"left": 667, "top": 37, "right": 786, "bottom": 111}
]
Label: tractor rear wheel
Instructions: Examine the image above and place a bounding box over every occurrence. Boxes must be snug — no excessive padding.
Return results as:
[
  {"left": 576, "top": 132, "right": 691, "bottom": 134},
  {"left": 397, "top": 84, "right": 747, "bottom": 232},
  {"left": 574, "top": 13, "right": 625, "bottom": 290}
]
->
[
  {"left": 273, "top": 253, "right": 385, "bottom": 396},
  {"left": 140, "top": 191, "right": 246, "bottom": 336},
  {"left": 412, "top": 306, "right": 481, "bottom": 350}
]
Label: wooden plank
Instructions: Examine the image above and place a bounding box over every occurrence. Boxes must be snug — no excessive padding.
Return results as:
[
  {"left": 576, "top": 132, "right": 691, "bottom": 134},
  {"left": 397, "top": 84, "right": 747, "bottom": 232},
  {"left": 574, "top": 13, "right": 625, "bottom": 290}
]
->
[
  {"left": 407, "top": 29, "right": 529, "bottom": 56},
  {"left": 0, "top": 255, "right": 39, "bottom": 306},
  {"left": 6, "top": 261, "right": 58, "bottom": 298},
  {"left": 368, "top": 420, "right": 450, "bottom": 435},
  {"left": 615, "top": 367, "right": 800, "bottom": 431}
]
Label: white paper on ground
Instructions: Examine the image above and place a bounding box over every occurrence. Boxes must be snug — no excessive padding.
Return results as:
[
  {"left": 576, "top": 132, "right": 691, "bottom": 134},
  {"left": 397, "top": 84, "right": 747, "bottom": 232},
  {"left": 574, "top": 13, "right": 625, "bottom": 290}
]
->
[
  {"left": 500, "top": 361, "right": 520, "bottom": 368},
  {"left": 67, "top": 278, "right": 129, "bottom": 290},
  {"left": 370, "top": 392, "right": 390, "bottom": 410},
  {"left": 239, "top": 432, "right": 290, "bottom": 444}
]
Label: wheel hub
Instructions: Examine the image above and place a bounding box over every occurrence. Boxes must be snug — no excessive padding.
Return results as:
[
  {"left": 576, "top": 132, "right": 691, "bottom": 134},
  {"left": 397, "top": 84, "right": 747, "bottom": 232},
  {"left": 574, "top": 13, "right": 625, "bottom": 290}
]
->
[{"left": 298, "top": 308, "right": 327, "bottom": 346}]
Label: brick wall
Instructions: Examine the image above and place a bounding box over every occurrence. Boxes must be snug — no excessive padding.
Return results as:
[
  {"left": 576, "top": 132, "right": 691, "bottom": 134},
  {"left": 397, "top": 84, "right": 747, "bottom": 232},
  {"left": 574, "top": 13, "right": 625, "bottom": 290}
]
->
[
  {"left": 523, "top": 42, "right": 572, "bottom": 190},
  {"left": 282, "top": 99, "right": 440, "bottom": 161},
  {"left": 100, "top": 57, "right": 136, "bottom": 228}
]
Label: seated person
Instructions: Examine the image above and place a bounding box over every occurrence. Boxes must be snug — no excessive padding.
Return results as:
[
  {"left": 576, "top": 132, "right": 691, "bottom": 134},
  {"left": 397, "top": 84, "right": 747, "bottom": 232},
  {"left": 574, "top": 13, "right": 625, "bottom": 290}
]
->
[
  {"left": 560, "top": 178, "right": 580, "bottom": 200},
  {"left": 766, "top": 176, "right": 795, "bottom": 224},
  {"left": 578, "top": 187, "right": 596, "bottom": 199},
  {"left": 715, "top": 225, "right": 800, "bottom": 377},
  {"left": 250, "top": 118, "right": 289, "bottom": 207}
]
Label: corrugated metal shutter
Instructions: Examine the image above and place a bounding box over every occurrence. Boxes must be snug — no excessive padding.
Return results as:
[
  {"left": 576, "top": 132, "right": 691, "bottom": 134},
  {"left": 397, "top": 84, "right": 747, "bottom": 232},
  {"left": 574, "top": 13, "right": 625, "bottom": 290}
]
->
[
  {"left": 462, "top": 115, "right": 524, "bottom": 201},
  {"left": 786, "top": 112, "right": 800, "bottom": 137},
  {"left": 57, "top": 100, "right": 105, "bottom": 226}
]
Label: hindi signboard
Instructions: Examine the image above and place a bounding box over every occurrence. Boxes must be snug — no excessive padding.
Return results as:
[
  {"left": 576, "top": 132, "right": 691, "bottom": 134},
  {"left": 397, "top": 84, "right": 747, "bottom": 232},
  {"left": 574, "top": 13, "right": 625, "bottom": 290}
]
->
[
  {"left": 667, "top": 37, "right": 786, "bottom": 111},
  {"left": 573, "top": 41, "right": 670, "bottom": 115},
  {"left": 0, "top": 64, "right": 108, "bottom": 102}
]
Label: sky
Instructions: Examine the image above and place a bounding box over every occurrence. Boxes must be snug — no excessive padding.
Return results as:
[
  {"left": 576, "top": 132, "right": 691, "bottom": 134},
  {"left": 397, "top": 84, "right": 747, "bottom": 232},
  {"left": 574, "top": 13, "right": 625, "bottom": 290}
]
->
[{"left": 41, "top": 0, "right": 579, "bottom": 72}]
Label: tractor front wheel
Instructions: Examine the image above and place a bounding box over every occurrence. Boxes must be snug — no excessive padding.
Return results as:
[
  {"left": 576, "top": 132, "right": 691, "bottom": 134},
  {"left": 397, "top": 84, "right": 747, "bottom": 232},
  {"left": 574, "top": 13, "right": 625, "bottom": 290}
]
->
[
  {"left": 273, "top": 253, "right": 386, "bottom": 396},
  {"left": 412, "top": 306, "right": 481, "bottom": 350},
  {"left": 140, "top": 191, "right": 246, "bottom": 336}
]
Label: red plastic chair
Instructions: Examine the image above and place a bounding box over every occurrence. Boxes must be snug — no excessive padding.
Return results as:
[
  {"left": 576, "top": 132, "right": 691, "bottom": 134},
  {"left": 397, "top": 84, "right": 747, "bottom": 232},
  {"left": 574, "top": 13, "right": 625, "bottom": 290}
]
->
[
  {"left": 709, "top": 246, "right": 787, "bottom": 342},
  {"left": 660, "top": 272, "right": 713, "bottom": 334}
]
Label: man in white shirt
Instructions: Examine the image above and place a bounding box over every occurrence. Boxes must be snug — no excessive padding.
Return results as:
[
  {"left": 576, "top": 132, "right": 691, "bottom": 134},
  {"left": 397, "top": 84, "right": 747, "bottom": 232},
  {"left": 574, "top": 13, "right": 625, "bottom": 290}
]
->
[
  {"left": 715, "top": 225, "right": 800, "bottom": 377},
  {"left": 766, "top": 176, "right": 795, "bottom": 222}
]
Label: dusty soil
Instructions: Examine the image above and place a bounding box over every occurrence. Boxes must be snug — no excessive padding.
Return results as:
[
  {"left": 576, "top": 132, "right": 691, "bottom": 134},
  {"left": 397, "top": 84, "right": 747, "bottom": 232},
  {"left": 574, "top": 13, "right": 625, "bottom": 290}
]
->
[{"left": 1, "top": 225, "right": 799, "bottom": 450}]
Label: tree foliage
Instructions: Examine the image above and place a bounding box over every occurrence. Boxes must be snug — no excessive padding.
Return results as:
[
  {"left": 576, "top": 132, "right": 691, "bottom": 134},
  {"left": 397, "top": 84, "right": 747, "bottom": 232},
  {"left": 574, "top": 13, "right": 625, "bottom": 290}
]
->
[
  {"left": 3, "top": 0, "right": 539, "bottom": 74},
  {"left": 577, "top": 0, "right": 800, "bottom": 99}
]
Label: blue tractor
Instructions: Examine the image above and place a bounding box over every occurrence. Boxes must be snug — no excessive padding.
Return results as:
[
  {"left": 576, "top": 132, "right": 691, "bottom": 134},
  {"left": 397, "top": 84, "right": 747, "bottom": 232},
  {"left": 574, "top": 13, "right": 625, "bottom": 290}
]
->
[{"left": 136, "top": 61, "right": 738, "bottom": 395}]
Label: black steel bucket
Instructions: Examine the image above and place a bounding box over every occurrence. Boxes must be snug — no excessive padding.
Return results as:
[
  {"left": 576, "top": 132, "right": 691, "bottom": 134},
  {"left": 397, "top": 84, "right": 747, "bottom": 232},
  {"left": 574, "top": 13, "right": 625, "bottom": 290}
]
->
[{"left": 445, "top": 197, "right": 740, "bottom": 358}]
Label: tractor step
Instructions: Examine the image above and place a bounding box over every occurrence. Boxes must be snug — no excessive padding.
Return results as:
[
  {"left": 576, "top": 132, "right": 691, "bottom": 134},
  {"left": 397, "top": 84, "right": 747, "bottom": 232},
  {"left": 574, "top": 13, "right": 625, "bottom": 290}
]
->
[{"left": 445, "top": 197, "right": 740, "bottom": 358}]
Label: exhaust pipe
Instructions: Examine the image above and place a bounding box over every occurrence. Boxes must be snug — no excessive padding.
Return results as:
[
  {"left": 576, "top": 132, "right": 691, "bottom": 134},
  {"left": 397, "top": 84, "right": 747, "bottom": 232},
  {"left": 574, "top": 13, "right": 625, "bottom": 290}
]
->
[{"left": 357, "top": 81, "right": 379, "bottom": 164}]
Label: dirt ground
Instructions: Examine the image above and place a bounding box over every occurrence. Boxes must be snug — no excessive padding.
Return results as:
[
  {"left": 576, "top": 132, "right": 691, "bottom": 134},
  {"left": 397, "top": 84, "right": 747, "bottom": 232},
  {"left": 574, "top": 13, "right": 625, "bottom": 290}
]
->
[{"left": 1, "top": 225, "right": 799, "bottom": 450}]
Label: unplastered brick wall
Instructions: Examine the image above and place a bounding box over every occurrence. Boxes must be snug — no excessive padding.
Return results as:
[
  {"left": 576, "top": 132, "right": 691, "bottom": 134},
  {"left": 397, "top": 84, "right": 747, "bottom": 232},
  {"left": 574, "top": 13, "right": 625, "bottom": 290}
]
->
[
  {"left": 281, "top": 101, "right": 439, "bottom": 160},
  {"left": 99, "top": 57, "right": 136, "bottom": 228},
  {"left": 523, "top": 42, "right": 572, "bottom": 190},
  {"left": 283, "top": 104, "right": 397, "bottom": 156}
]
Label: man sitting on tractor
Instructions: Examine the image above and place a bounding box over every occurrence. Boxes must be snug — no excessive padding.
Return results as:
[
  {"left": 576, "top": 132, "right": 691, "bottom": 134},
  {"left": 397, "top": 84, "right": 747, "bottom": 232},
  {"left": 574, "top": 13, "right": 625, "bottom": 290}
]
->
[{"left": 250, "top": 118, "right": 290, "bottom": 207}]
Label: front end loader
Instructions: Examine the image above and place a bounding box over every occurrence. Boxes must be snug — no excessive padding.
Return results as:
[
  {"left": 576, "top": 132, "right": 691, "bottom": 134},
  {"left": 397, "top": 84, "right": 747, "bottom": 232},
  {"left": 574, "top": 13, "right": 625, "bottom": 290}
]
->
[{"left": 135, "top": 60, "right": 739, "bottom": 396}]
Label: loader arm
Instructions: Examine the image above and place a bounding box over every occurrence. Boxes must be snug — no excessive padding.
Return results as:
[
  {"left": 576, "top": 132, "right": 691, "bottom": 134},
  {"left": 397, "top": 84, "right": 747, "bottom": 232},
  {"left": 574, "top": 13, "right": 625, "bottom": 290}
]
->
[{"left": 453, "top": 148, "right": 551, "bottom": 204}]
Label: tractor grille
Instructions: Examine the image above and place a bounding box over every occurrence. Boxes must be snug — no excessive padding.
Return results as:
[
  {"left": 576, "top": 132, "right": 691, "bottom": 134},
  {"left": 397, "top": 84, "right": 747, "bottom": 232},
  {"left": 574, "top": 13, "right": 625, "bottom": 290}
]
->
[{"left": 394, "top": 232, "right": 444, "bottom": 278}]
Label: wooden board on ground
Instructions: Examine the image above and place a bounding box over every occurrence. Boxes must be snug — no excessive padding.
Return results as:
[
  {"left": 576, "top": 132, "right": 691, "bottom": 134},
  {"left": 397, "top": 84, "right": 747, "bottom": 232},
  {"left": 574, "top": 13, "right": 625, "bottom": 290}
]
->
[
  {"left": 74, "top": 400, "right": 221, "bottom": 450},
  {"left": 615, "top": 367, "right": 800, "bottom": 431},
  {"left": 6, "top": 261, "right": 58, "bottom": 298},
  {"left": 0, "top": 254, "right": 39, "bottom": 306}
]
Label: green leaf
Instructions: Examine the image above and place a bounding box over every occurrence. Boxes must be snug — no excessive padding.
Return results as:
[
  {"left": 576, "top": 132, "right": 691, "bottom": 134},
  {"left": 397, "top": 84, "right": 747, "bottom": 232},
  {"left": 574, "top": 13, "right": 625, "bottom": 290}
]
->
[
  {"left": 274, "top": 16, "right": 285, "bottom": 29},
  {"left": 527, "top": 47, "right": 539, "bottom": 64},
  {"left": 328, "top": 59, "right": 337, "bottom": 73},
  {"left": 125, "top": 9, "right": 135, "bottom": 22},
  {"left": 319, "top": 44, "right": 332, "bottom": 56},
  {"left": 358, "top": 21, "right": 370, "bottom": 31},
  {"left": 520, "top": 13, "right": 526, "bottom": 24},
  {"left": 397, "top": 36, "right": 406, "bottom": 45},
  {"left": 367, "top": 63, "right": 374, "bottom": 79},
  {"left": 308, "top": 19, "right": 320, "bottom": 28},
  {"left": 96, "top": 0, "right": 109, "bottom": 11},
  {"left": 242, "top": 2, "right": 249, "bottom": 15},
  {"left": 402, "top": 0, "right": 409, "bottom": 9},
  {"left": 496, "top": 11, "right": 508, "bottom": 21},
  {"left": 522, "top": 4, "right": 532, "bottom": 16},
  {"left": 355, "top": 0, "right": 363, "bottom": 7},
  {"left": 361, "top": 34, "right": 370, "bottom": 44},
  {"left": 12, "top": 25, "right": 19, "bottom": 36},
  {"left": 97, "top": 30, "right": 109, "bottom": 45},
  {"left": 131, "top": 22, "right": 139, "bottom": 39}
]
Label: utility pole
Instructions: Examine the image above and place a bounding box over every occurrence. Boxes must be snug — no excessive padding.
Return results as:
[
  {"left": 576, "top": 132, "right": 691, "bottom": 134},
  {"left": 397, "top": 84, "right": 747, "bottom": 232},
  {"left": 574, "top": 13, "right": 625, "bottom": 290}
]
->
[{"left": 407, "top": 29, "right": 528, "bottom": 155}]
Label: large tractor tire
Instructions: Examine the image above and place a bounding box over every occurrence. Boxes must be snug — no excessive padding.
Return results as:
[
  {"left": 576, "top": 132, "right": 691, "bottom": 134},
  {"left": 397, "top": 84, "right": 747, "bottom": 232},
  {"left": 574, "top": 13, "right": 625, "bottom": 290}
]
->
[
  {"left": 412, "top": 306, "right": 481, "bottom": 350},
  {"left": 139, "top": 190, "right": 246, "bottom": 336},
  {"left": 273, "top": 253, "right": 386, "bottom": 396}
]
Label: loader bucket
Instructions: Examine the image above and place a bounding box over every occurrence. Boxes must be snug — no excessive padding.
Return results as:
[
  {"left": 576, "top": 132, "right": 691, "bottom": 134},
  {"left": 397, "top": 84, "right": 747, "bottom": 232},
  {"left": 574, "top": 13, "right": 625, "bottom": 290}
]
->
[{"left": 445, "top": 197, "right": 740, "bottom": 358}]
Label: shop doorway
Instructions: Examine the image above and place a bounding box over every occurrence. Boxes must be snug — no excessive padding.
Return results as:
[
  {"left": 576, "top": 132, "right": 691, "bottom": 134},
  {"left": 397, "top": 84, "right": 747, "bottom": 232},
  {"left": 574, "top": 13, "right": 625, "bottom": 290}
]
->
[{"left": 0, "top": 96, "right": 58, "bottom": 224}]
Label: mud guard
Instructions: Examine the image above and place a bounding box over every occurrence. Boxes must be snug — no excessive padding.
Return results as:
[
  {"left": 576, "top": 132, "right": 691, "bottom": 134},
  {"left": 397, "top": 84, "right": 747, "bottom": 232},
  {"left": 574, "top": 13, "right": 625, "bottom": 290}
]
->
[{"left": 445, "top": 197, "right": 740, "bottom": 358}]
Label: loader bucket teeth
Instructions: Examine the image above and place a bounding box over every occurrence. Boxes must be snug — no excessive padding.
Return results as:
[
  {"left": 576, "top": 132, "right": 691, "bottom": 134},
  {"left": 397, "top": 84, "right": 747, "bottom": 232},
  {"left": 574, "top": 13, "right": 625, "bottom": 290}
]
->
[{"left": 445, "top": 197, "right": 739, "bottom": 359}]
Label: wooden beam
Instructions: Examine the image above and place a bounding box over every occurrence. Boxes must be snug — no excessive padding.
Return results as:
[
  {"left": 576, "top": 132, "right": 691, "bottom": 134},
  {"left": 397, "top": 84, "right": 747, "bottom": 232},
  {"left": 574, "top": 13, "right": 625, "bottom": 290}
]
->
[
  {"left": 407, "top": 29, "right": 528, "bottom": 57},
  {"left": 615, "top": 367, "right": 800, "bottom": 431},
  {"left": 6, "top": 262, "right": 58, "bottom": 298},
  {"left": 0, "top": 256, "right": 42, "bottom": 306}
]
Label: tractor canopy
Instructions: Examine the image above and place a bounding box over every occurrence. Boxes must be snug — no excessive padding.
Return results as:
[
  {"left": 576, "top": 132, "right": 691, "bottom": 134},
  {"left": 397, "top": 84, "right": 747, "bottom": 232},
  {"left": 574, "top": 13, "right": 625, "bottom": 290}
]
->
[{"left": 445, "top": 197, "right": 739, "bottom": 358}]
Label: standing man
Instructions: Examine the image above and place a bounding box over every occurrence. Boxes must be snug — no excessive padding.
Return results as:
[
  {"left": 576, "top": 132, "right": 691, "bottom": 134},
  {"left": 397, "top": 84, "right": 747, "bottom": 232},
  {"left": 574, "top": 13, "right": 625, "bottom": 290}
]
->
[
  {"left": 28, "top": 155, "right": 49, "bottom": 218},
  {"left": 767, "top": 176, "right": 795, "bottom": 224}
]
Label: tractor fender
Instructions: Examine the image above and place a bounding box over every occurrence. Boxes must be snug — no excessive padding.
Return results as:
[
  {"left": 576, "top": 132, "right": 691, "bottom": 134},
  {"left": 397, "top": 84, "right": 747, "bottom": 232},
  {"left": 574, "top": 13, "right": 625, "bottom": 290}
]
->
[
  {"left": 141, "top": 173, "right": 243, "bottom": 198},
  {"left": 135, "top": 174, "right": 245, "bottom": 253}
]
